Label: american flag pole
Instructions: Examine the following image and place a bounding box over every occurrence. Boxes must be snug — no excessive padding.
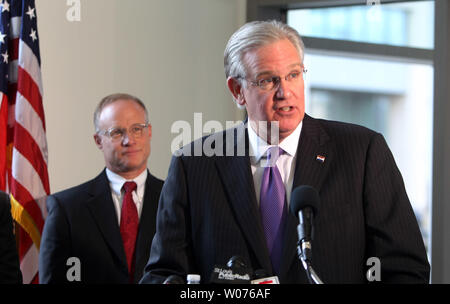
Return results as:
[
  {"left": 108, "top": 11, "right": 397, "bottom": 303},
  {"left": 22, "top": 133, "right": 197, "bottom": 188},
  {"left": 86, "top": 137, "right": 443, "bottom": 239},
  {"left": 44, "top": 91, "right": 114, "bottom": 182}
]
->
[{"left": 0, "top": 0, "right": 49, "bottom": 284}]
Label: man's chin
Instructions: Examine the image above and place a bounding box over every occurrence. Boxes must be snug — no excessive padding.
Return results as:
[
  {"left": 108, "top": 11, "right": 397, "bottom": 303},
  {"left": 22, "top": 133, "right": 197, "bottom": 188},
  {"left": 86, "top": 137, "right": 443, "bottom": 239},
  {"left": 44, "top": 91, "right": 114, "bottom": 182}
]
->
[
  {"left": 115, "top": 162, "right": 146, "bottom": 174},
  {"left": 279, "top": 121, "right": 301, "bottom": 134}
]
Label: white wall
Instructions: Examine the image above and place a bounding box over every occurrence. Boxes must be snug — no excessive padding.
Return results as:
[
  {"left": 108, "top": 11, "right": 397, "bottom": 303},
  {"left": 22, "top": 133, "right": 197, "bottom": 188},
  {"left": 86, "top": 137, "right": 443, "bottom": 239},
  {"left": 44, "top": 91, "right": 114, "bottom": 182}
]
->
[{"left": 35, "top": 0, "right": 246, "bottom": 192}]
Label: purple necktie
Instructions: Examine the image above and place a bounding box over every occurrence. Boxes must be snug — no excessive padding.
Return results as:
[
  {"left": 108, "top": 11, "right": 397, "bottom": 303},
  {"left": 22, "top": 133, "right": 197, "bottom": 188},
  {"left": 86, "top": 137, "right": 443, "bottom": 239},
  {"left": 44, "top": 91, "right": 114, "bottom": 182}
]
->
[{"left": 260, "top": 146, "right": 287, "bottom": 275}]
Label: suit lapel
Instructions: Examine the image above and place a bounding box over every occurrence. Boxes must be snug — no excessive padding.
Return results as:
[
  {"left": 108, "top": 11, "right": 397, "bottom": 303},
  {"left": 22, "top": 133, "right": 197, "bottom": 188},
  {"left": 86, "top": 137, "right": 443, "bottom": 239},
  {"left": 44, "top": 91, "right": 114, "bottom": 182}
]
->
[
  {"left": 279, "top": 115, "right": 334, "bottom": 279},
  {"left": 214, "top": 117, "right": 334, "bottom": 277},
  {"left": 85, "top": 170, "right": 128, "bottom": 272},
  {"left": 215, "top": 122, "right": 272, "bottom": 272},
  {"left": 134, "top": 172, "right": 159, "bottom": 282}
]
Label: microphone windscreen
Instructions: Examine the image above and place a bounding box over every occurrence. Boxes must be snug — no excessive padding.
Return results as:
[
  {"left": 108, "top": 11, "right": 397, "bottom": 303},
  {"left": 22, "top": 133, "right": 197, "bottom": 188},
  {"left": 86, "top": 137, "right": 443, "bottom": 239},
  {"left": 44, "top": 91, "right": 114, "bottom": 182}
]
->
[
  {"left": 163, "top": 275, "right": 185, "bottom": 284},
  {"left": 227, "top": 255, "right": 247, "bottom": 269},
  {"left": 289, "top": 185, "right": 319, "bottom": 217}
]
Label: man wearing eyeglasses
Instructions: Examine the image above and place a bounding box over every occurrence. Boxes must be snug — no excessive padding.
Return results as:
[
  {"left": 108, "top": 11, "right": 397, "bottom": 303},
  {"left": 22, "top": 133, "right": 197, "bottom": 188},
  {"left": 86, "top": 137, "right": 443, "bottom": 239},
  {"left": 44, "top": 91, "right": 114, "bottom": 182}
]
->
[
  {"left": 141, "top": 20, "right": 429, "bottom": 284},
  {"left": 39, "top": 93, "right": 163, "bottom": 283}
]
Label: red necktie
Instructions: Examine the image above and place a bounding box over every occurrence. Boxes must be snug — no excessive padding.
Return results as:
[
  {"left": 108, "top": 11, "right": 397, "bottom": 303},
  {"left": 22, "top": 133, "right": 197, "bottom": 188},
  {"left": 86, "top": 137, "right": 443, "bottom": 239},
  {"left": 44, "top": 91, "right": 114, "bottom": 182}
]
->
[{"left": 120, "top": 181, "right": 139, "bottom": 283}]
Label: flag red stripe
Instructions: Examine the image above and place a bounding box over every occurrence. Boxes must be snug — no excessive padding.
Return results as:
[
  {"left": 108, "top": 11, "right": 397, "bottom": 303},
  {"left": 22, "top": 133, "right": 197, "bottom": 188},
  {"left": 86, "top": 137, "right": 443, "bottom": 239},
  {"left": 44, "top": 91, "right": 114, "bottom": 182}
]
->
[
  {"left": 0, "top": 95, "right": 8, "bottom": 190},
  {"left": 10, "top": 178, "right": 45, "bottom": 234},
  {"left": 18, "top": 228, "right": 33, "bottom": 261},
  {"left": 13, "top": 123, "right": 50, "bottom": 193},
  {"left": 17, "top": 66, "right": 45, "bottom": 128},
  {"left": 30, "top": 274, "right": 39, "bottom": 284},
  {"left": 8, "top": 38, "right": 19, "bottom": 62},
  {"left": 7, "top": 83, "right": 17, "bottom": 101}
]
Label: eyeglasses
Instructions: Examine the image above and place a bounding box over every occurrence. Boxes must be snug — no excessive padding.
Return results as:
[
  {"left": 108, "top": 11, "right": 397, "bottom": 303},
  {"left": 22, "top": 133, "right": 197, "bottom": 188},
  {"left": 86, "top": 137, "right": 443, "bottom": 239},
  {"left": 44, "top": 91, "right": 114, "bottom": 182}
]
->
[
  {"left": 241, "top": 67, "right": 307, "bottom": 91},
  {"left": 98, "top": 123, "right": 149, "bottom": 141}
]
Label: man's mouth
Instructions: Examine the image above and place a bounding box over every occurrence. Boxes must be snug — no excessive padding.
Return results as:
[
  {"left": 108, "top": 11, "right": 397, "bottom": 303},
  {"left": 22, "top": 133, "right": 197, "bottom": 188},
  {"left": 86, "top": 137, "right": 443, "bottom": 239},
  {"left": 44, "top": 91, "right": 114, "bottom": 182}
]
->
[{"left": 276, "top": 106, "right": 294, "bottom": 113}]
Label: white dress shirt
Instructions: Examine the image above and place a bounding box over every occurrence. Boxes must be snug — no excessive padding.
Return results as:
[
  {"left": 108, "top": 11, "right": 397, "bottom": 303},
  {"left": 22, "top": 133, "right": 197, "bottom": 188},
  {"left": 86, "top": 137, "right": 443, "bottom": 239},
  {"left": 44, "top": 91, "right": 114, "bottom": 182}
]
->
[
  {"left": 248, "top": 120, "right": 302, "bottom": 207},
  {"left": 105, "top": 168, "right": 147, "bottom": 225}
]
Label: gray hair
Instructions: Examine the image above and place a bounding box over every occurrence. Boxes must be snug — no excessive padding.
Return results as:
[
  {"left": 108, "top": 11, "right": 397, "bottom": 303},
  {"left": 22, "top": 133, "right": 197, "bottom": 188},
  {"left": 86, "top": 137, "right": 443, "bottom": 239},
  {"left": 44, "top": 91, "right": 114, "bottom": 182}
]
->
[
  {"left": 224, "top": 20, "right": 305, "bottom": 82},
  {"left": 93, "top": 93, "right": 148, "bottom": 132}
]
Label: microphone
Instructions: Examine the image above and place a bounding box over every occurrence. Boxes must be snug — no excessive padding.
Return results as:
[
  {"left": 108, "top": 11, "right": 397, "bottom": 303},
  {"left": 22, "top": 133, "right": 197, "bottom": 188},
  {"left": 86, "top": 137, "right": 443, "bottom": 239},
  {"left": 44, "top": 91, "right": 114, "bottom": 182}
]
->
[
  {"left": 227, "top": 255, "right": 247, "bottom": 269},
  {"left": 163, "top": 274, "right": 185, "bottom": 284},
  {"left": 289, "top": 185, "right": 319, "bottom": 263},
  {"left": 209, "top": 256, "right": 252, "bottom": 284},
  {"left": 289, "top": 185, "right": 323, "bottom": 284}
]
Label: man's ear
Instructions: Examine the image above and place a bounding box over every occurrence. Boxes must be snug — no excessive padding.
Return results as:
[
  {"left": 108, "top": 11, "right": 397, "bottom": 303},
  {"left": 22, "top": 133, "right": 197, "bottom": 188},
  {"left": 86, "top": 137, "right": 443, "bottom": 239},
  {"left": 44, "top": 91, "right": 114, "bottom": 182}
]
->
[
  {"left": 227, "top": 77, "right": 246, "bottom": 106},
  {"left": 93, "top": 133, "right": 103, "bottom": 150},
  {"left": 147, "top": 123, "right": 152, "bottom": 139}
]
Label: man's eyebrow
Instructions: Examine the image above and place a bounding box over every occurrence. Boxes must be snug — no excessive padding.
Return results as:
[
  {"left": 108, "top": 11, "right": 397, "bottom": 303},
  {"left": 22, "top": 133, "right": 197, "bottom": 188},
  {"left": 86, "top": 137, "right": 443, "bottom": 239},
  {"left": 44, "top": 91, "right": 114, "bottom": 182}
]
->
[
  {"left": 254, "top": 63, "right": 303, "bottom": 78},
  {"left": 288, "top": 63, "right": 303, "bottom": 69}
]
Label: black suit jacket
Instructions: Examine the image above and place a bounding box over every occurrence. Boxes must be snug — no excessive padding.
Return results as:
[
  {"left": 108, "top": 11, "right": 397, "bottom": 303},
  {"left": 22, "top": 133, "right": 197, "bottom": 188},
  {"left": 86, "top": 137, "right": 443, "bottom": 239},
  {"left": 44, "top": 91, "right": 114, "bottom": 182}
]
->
[
  {"left": 140, "top": 115, "right": 429, "bottom": 284},
  {"left": 39, "top": 169, "right": 163, "bottom": 283},
  {"left": 0, "top": 191, "right": 22, "bottom": 284}
]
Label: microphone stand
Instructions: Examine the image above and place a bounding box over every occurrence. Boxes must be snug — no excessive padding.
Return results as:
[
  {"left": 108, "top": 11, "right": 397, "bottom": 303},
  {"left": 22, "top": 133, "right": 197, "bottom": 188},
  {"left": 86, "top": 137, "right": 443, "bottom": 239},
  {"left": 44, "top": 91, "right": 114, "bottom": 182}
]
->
[{"left": 297, "top": 242, "right": 324, "bottom": 284}]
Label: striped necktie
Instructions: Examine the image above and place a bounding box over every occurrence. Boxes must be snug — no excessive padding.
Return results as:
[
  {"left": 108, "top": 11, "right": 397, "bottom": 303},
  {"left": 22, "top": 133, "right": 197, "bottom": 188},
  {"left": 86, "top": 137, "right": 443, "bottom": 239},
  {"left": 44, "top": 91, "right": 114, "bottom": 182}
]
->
[{"left": 259, "top": 146, "right": 287, "bottom": 275}]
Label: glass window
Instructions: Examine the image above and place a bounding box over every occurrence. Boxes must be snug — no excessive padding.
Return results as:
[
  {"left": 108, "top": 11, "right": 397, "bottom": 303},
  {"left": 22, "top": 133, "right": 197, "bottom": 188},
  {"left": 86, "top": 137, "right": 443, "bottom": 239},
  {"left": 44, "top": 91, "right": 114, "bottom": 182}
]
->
[
  {"left": 288, "top": 1, "right": 434, "bottom": 49},
  {"left": 288, "top": 3, "right": 434, "bottom": 257}
]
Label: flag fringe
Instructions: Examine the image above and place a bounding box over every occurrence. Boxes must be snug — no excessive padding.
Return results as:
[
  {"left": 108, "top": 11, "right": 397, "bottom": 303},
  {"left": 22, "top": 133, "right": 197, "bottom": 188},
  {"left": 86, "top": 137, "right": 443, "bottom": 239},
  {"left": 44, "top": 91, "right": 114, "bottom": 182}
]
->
[{"left": 10, "top": 193, "right": 41, "bottom": 250}]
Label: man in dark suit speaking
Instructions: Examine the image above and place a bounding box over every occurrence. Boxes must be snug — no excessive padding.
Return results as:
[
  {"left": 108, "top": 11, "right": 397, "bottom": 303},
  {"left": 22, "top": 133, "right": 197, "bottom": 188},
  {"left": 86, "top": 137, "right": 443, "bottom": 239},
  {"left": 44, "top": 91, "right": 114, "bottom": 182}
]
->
[
  {"left": 140, "top": 21, "right": 429, "bottom": 284},
  {"left": 39, "top": 93, "right": 163, "bottom": 283}
]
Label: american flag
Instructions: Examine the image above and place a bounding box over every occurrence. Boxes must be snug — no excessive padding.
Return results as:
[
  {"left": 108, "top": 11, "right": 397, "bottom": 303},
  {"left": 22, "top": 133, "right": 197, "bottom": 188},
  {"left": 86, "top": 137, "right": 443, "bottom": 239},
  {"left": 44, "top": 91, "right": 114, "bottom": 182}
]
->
[
  {"left": 0, "top": 0, "right": 49, "bottom": 284},
  {"left": 316, "top": 155, "right": 325, "bottom": 163}
]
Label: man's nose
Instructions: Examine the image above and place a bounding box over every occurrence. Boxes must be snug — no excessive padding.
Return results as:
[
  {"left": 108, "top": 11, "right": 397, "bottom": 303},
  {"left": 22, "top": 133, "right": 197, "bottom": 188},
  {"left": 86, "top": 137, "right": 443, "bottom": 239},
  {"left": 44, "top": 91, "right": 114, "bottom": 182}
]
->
[
  {"left": 121, "top": 132, "right": 135, "bottom": 145},
  {"left": 275, "top": 79, "right": 292, "bottom": 100}
]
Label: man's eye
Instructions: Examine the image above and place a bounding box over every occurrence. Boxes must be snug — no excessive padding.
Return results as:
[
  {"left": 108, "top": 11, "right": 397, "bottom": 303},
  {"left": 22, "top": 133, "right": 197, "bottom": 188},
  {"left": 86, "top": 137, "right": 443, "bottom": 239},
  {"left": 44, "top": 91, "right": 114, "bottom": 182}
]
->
[
  {"left": 259, "top": 77, "right": 274, "bottom": 85},
  {"left": 288, "top": 72, "right": 300, "bottom": 79},
  {"left": 109, "top": 129, "right": 123, "bottom": 137}
]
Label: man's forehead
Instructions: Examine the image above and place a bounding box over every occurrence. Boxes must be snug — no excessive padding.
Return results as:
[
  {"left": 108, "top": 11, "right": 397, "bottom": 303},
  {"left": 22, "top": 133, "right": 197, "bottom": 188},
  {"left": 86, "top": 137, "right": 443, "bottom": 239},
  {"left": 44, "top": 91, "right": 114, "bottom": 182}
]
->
[
  {"left": 242, "top": 39, "right": 301, "bottom": 75},
  {"left": 255, "top": 63, "right": 303, "bottom": 77},
  {"left": 102, "top": 99, "right": 143, "bottom": 113},
  {"left": 99, "top": 100, "right": 145, "bottom": 123},
  {"left": 246, "top": 59, "right": 303, "bottom": 78}
]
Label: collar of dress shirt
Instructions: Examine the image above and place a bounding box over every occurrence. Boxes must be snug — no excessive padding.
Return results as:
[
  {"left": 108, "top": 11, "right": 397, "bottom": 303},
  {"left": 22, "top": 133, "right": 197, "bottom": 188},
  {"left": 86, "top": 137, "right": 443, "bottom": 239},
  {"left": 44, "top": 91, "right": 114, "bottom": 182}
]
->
[
  {"left": 248, "top": 119, "right": 303, "bottom": 164},
  {"left": 105, "top": 168, "right": 148, "bottom": 199}
]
